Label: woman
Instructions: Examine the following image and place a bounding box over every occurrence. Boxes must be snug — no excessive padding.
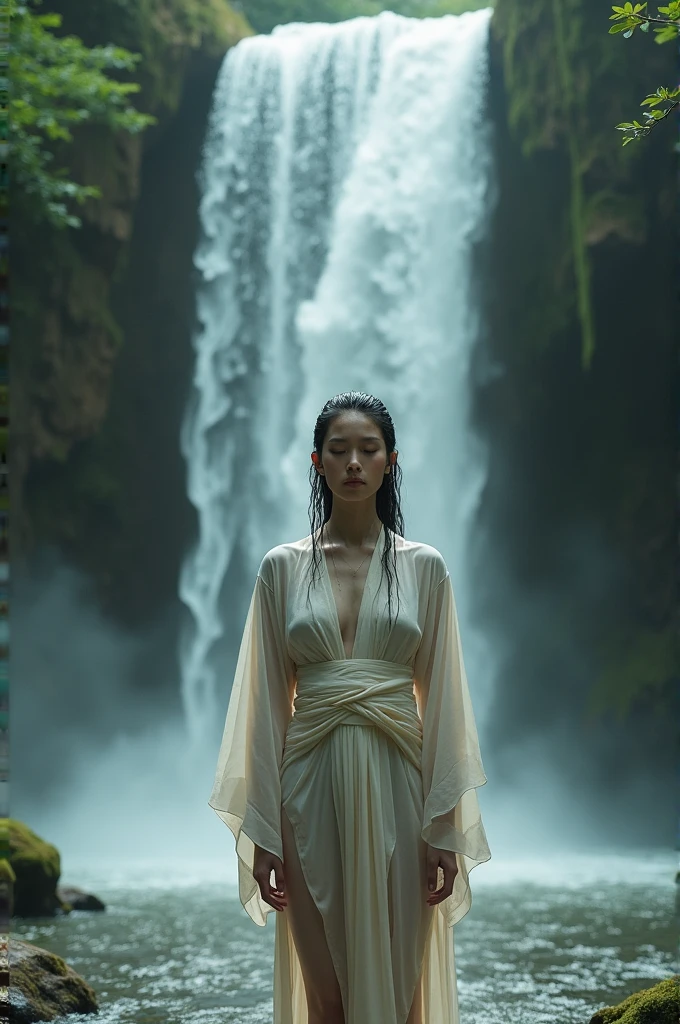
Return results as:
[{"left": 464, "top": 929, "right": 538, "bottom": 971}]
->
[{"left": 209, "top": 392, "right": 491, "bottom": 1024}]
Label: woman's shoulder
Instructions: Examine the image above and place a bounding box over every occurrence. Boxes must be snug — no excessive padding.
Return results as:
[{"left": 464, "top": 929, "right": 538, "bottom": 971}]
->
[
  {"left": 257, "top": 535, "right": 312, "bottom": 585},
  {"left": 395, "top": 532, "right": 449, "bottom": 584},
  {"left": 259, "top": 530, "right": 449, "bottom": 585}
]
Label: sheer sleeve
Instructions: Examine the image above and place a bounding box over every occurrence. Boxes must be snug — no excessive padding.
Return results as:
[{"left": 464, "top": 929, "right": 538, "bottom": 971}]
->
[
  {"left": 208, "top": 558, "right": 296, "bottom": 926},
  {"left": 414, "top": 563, "right": 491, "bottom": 928}
]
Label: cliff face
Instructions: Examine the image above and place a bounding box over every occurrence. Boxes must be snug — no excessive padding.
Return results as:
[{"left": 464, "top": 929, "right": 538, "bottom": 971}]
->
[
  {"left": 14, "top": 1, "right": 677, "bottom": 730},
  {"left": 491, "top": 0, "right": 676, "bottom": 330},
  {"left": 14, "top": 0, "right": 252, "bottom": 622},
  {"left": 482, "top": 1, "right": 677, "bottom": 727}
]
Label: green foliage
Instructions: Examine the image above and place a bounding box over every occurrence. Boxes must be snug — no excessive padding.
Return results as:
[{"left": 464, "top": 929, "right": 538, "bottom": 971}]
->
[
  {"left": 51, "top": 0, "right": 253, "bottom": 108},
  {"left": 616, "top": 83, "right": 680, "bottom": 143},
  {"left": 9, "top": 0, "right": 156, "bottom": 229},
  {"left": 235, "top": 0, "right": 490, "bottom": 35},
  {"left": 608, "top": 3, "right": 680, "bottom": 143},
  {"left": 609, "top": 1, "right": 680, "bottom": 39}
]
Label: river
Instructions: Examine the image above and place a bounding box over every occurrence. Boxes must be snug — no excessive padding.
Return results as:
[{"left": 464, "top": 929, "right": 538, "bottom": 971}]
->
[{"left": 14, "top": 850, "right": 676, "bottom": 1023}]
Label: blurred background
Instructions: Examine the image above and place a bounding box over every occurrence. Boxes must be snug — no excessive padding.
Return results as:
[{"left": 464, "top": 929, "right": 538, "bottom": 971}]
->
[{"left": 10, "top": 1, "right": 678, "bottom": 1022}]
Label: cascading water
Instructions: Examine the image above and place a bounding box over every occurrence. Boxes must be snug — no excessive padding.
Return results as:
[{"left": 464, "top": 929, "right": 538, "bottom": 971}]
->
[{"left": 180, "top": 8, "right": 496, "bottom": 751}]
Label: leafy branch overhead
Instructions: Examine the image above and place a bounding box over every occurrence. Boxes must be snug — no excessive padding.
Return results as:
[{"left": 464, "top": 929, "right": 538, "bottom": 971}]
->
[
  {"left": 609, "top": 2, "right": 680, "bottom": 144},
  {"left": 9, "top": 0, "right": 157, "bottom": 229}
]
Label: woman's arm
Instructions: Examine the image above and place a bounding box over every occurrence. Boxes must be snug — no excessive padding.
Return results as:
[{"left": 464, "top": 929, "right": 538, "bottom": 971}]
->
[
  {"left": 208, "top": 553, "right": 296, "bottom": 925},
  {"left": 413, "top": 560, "right": 491, "bottom": 925}
]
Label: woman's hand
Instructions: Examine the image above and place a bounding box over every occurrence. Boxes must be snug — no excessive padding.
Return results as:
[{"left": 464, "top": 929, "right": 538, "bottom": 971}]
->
[
  {"left": 425, "top": 844, "right": 458, "bottom": 906},
  {"left": 253, "top": 844, "right": 288, "bottom": 912}
]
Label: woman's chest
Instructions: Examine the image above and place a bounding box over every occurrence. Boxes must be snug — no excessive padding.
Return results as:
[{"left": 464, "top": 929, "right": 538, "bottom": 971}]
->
[{"left": 285, "top": 562, "right": 423, "bottom": 665}]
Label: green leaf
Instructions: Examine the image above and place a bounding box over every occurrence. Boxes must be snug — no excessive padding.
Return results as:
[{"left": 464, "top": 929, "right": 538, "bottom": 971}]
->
[
  {"left": 653, "top": 24, "right": 680, "bottom": 42},
  {"left": 8, "top": 0, "right": 156, "bottom": 230}
]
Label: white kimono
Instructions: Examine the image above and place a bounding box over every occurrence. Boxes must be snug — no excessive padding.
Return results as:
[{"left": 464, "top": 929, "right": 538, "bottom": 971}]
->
[{"left": 209, "top": 525, "right": 491, "bottom": 1024}]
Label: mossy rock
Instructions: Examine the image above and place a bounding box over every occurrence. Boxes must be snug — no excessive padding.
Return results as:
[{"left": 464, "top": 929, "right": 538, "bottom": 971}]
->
[
  {"left": 9, "top": 938, "right": 98, "bottom": 1022},
  {"left": 0, "top": 856, "right": 16, "bottom": 882},
  {"left": 4, "top": 818, "right": 67, "bottom": 917},
  {"left": 588, "top": 975, "right": 680, "bottom": 1024},
  {"left": 0, "top": 854, "right": 16, "bottom": 918}
]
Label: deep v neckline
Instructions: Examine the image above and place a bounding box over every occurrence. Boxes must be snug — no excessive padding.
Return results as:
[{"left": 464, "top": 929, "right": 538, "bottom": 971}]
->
[{"left": 321, "top": 523, "right": 384, "bottom": 661}]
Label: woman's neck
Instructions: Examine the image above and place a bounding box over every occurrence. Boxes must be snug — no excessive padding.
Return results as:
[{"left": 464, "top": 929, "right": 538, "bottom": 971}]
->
[{"left": 323, "top": 509, "right": 382, "bottom": 549}]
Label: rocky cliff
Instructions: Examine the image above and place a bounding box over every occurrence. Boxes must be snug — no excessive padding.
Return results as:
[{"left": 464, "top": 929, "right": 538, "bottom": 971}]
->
[
  {"left": 14, "top": 0, "right": 252, "bottom": 625},
  {"left": 14, "top": 0, "right": 677, "bottom": 733}
]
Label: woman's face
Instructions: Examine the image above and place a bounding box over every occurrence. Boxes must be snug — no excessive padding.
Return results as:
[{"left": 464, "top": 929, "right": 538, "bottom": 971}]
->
[{"left": 313, "top": 410, "right": 396, "bottom": 503}]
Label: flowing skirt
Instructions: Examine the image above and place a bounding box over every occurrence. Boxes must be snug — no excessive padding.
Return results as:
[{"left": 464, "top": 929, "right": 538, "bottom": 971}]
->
[{"left": 274, "top": 711, "right": 459, "bottom": 1024}]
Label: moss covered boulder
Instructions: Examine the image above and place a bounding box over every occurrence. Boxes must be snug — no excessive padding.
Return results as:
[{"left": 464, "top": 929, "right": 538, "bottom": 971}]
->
[
  {"left": 588, "top": 975, "right": 679, "bottom": 1024},
  {"left": 5, "top": 819, "right": 66, "bottom": 917},
  {"left": 9, "top": 938, "right": 98, "bottom": 1022},
  {"left": 0, "top": 852, "right": 15, "bottom": 917}
]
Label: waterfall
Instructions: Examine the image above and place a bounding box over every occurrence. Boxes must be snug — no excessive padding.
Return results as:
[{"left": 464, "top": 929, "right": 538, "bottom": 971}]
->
[{"left": 181, "top": 8, "right": 495, "bottom": 747}]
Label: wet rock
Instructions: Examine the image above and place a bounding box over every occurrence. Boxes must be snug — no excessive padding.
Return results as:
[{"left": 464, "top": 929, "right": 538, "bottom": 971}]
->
[
  {"left": 57, "top": 885, "right": 106, "bottom": 912},
  {"left": 588, "top": 974, "right": 680, "bottom": 1023},
  {"left": 0, "top": 852, "right": 15, "bottom": 918},
  {"left": 5, "top": 819, "right": 66, "bottom": 917},
  {"left": 8, "top": 937, "right": 98, "bottom": 1022}
]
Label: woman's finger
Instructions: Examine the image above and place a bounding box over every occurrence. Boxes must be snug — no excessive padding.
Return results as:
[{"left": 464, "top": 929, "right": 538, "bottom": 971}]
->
[
  {"left": 427, "top": 858, "right": 458, "bottom": 905},
  {"left": 255, "top": 866, "right": 288, "bottom": 911}
]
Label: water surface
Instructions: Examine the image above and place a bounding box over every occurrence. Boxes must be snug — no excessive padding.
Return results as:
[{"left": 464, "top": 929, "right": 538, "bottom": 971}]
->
[{"left": 13, "top": 850, "right": 676, "bottom": 1023}]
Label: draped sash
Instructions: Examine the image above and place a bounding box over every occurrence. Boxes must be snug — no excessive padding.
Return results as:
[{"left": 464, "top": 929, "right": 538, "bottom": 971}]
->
[{"left": 281, "top": 658, "right": 423, "bottom": 774}]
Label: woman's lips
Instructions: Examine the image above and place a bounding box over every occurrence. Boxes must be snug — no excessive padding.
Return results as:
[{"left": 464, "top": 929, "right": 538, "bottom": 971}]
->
[{"left": 343, "top": 480, "right": 365, "bottom": 487}]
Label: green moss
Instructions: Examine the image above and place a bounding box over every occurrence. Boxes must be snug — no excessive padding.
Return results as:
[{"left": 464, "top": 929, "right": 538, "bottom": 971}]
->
[
  {"left": 238, "top": 0, "right": 490, "bottom": 35},
  {"left": 5, "top": 818, "right": 64, "bottom": 917},
  {"left": 491, "top": 0, "right": 676, "bottom": 362},
  {"left": 10, "top": 939, "right": 98, "bottom": 1018},
  {"left": 550, "top": 0, "right": 594, "bottom": 369},
  {"left": 589, "top": 975, "right": 680, "bottom": 1024},
  {"left": 582, "top": 189, "right": 646, "bottom": 245},
  {"left": 0, "top": 857, "right": 16, "bottom": 883}
]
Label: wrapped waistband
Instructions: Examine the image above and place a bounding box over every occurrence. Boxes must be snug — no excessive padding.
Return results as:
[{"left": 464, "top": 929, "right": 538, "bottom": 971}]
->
[
  {"left": 296, "top": 658, "right": 414, "bottom": 687},
  {"left": 281, "top": 658, "right": 421, "bottom": 774}
]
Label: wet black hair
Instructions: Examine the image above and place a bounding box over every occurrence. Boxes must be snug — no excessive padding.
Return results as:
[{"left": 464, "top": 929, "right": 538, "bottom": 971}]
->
[{"left": 305, "top": 391, "right": 404, "bottom": 629}]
